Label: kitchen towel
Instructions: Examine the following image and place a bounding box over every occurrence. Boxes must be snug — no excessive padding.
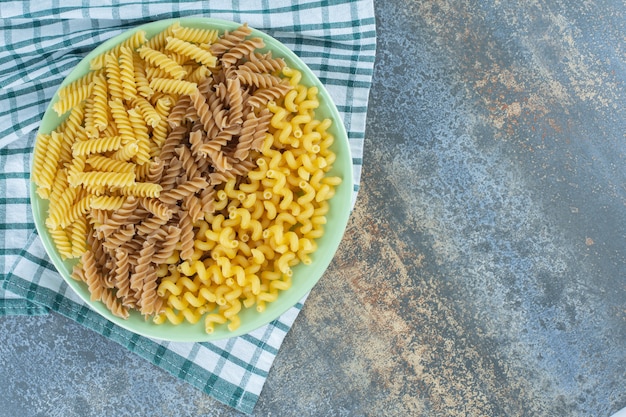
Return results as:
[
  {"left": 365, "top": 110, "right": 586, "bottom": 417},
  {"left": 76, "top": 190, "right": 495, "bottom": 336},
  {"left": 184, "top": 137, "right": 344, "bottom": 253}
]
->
[{"left": 0, "top": 1, "right": 375, "bottom": 413}]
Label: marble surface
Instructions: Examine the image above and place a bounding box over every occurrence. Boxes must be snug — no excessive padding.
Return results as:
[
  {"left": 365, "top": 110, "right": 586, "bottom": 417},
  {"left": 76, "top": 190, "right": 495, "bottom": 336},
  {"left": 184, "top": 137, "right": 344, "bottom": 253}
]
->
[{"left": 1, "top": 0, "right": 625, "bottom": 416}]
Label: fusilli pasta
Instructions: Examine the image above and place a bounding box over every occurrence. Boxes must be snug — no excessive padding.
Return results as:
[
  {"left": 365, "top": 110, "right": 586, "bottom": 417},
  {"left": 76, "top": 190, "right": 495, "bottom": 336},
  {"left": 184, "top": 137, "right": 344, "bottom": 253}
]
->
[{"left": 36, "top": 21, "right": 342, "bottom": 335}]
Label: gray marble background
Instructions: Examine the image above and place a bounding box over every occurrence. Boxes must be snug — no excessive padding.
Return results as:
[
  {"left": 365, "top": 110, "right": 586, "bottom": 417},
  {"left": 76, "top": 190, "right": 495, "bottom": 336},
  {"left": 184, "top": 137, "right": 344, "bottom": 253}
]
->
[{"left": 1, "top": 0, "right": 625, "bottom": 416}]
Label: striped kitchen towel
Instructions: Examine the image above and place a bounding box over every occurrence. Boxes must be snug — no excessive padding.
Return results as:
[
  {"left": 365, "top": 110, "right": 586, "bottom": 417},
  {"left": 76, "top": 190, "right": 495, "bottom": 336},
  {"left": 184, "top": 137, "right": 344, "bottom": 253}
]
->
[{"left": 0, "top": 1, "right": 375, "bottom": 413}]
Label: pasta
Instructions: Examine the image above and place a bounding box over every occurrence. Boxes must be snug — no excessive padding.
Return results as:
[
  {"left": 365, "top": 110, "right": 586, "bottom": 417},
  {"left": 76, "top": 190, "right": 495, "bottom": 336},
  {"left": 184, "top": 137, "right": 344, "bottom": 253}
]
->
[
  {"left": 137, "top": 45, "right": 187, "bottom": 79},
  {"left": 91, "top": 74, "right": 109, "bottom": 132},
  {"left": 89, "top": 30, "right": 147, "bottom": 70},
  {"left": 75, "top": 171, "right": 135, "bottom": 188},
  {"left": 104, "top": 54, "right": 124, "bottom": 101},
  {"left": 108, "top": 99, "right": 135, "bottom": 145},
  {"left": 35, "top": 131, "right": 63, "bottom": 197},
  {"left": 132, "top": 96, "right": 161, "bottom": 128},
  {"left": 127, "top": 108, "right": 151, "bottom": 165},
  {"left": 246, "top": 82, "right": 293, "bottom": 108},
  {"left": 86, "top": 155, "right": 135, "bottom": 174},
  {"left": 209, "top": 23, "right": 252, "bottom": 56},
  {"left": 165, "top": 37, "right": 217, "bottom": 67},
  {"left": 133, "top": 52, "right": 153, "bottom": 99},
  {"left": 119, "top": 46, "right": 138, "bottom": 101},
  {"left": 149, "top": 78, "right": 198, "bottom": 95},
  {"left": 221, "top": 37, "right": 265, "bottom": 67},
  {"left": 172, "top": 24, "right": 218, "bottom": 45},
  {"left": 53, "top": 83, "right": 93, "bottom": 116},
  {"left": 32, "top": 21, "right": 342, "bottom": 334},
  {"left": 31, "top": 133, "right": 51, "bottom": 187}
]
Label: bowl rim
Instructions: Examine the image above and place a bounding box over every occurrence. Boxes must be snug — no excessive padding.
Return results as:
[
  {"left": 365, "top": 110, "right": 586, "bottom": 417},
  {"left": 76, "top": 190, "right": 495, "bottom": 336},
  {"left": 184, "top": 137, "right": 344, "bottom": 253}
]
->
[{"left": 31, "top": 17, "right": 354, "bottom": 342}]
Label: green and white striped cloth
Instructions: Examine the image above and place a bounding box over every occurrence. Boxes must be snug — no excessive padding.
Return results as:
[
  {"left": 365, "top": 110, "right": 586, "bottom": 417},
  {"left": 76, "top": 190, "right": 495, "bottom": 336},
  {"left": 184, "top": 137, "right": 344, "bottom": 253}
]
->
[{"left": 0, "top": 1, "right": 375, "bottom": 414}]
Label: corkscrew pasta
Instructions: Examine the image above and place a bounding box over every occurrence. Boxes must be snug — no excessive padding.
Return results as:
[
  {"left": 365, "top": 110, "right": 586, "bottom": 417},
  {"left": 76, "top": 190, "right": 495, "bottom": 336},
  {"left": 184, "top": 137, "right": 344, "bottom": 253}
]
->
[{"left": 32, "top": 21, "right": 342, "bottom": 334}]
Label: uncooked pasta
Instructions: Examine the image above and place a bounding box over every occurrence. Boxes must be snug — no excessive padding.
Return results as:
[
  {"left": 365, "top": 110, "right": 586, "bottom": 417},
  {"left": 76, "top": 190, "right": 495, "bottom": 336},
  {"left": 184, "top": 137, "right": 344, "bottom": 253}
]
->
[{"left": 32, "top": 21, "right": 342, "bottom": 333}]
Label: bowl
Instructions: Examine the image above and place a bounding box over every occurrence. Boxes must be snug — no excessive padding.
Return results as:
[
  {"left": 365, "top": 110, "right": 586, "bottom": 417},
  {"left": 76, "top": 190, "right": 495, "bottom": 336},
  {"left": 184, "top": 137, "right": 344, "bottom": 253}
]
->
[{"left": 31, "top": 17, "right": 353, "bottom": 342}]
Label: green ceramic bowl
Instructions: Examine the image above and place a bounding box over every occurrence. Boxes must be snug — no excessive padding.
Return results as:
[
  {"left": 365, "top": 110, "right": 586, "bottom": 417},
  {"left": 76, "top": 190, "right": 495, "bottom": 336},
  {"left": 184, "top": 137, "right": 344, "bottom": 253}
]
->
[{"left": 31, "top": 17, "right": 353, "bottom": 342}]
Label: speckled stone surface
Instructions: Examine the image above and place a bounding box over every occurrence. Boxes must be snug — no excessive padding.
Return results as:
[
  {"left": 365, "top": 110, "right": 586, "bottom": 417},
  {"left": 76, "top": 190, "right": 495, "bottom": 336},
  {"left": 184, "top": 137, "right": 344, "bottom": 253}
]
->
[{"left": 1, "top": 1, "right": 625, "bottom": 416}]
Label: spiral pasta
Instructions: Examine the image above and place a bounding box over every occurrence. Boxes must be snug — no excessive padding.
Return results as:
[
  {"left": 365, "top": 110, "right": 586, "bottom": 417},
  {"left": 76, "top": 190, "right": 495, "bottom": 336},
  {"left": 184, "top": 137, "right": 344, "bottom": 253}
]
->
[
  {"left": 137, "top": 45, "right": 187, "bottom": 79},
  {"left": 90, "top": 195, "right": 126, "bottom": 210},
  {"left": 31, "top": 133, "right": 51, "bottom": 187},
  {"left": 75, "top": 171, "right": 135, "bottom": 188},
  {"left": 49, "top": 228, "right": 73, "bottom": 260},
  {"left": 127, "top": 108, "right": 151, "bottom": 165},
  {"left": 159, "top": 176, "right": 209, "bottom": 205},
  {"left": 72, "top": 135, "right": 122, "bottom": 156},
  {"left": 108, "top": 98, "right": 135, "bottom": 145},
  {"left": 221, "top": 37, "right": 265, "bottom": 67},
  {"left": 236, "top": 69, "right": 284, "bottom": 89},
  {"left": 172, "top": 24, "right": 218, "bottom": 45},
  {"left": 132, "top": 96, "right": 161, "bottom": 127},
  {"left": 53, "top": 83, "right": 92, "bottom": 116},
  {"left": 90, "top": 29, "right": 147, "bottom": 70},
  {"left": 209, "top": 23, "right": 252, "bottom": 56},
  {"left": 119, "top": 46, "right": 137, "bottom": 101},
  {"left": 87, "top": 155, "right": 133, "bottom": 174},
  {"left": 117, "top": 182, "right": 163, "bottom": 198},
  {"left": 35, "top": 131, "right": 63, "bottom": 197},
  {"left": 69, "top": 216, "right": 89, "bottom": 258},
  {"left": 149, "top": 78, "right": 197, "bottom": 95},
  {"left": 104, "top": 54, "right": 124, "bottom": 101},
  {"left": 34, "top": 21, "right": 343, "bottom": 334},
  {"left": 133, "top": 52, "right": 153, "bottom": 99},
  {"left": 247, "top": 82, "right": 293, "bottom": 108},
  {"left": 91, "top": 74, "right": 109, "bottom": 132},
  {"left": 165, "top": 37, "right": 217, "bottom": 67}
]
